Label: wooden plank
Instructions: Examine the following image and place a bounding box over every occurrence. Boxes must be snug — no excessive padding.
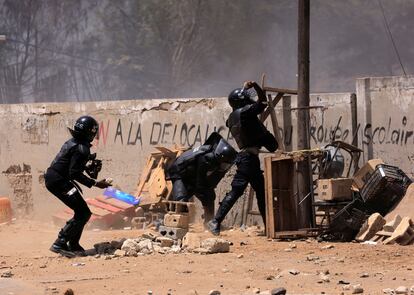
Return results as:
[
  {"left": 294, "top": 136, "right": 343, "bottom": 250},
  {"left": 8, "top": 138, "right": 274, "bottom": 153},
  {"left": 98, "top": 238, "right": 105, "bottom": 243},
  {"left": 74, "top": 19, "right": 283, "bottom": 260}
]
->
[
  {"left": 266, "top": 94, "right": 285, "bottom": 151},
  {"left": 261, "top": 92, "right": 284, "bottom": 122},
  {"left": 265, "top": 156, "right": 276, "bottom": 239},
  {"left": 86, "top": 198, "right": 122, "bottom": 213},
  {"left": 135, "top": 157, "right": 156, "bottom": 196},
  {"left": 263, "top": 86, "right": 297, "bottom": 95},
  {"left": 95, "top": 195, "right": 134, "bottom": 210}
]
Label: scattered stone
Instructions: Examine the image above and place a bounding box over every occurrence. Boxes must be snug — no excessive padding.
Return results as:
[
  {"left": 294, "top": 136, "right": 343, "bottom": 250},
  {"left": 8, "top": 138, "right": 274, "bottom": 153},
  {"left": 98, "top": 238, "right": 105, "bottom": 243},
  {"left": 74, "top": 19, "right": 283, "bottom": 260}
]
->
[
  {"left": 208, "top": 290, "right": 221, "bottom": 295},
  {"left": 187, "top": 290, "right": 199, "bottom": 295},
  {"left": 240, "top": 241, "right": 247, "bottom": 246},
  {"left": 39, "top": 264, "right": 47, "bottom": 268},
  {"left": 307, "top": 255, "right": 320, "bottom": 261},
  {"left": 338, "top": 280, "right": 350, "bottom": 285},
  {"left": 168, "top": 245, "right": 182, "bottom": 254},
  {"left": 284, "top": 248, "right": 292, "bottom": 252},
  {"left": 200, "top": 238, "right": 230, "bottom": 253},
  {"left": 182, "top": 233, "right": 202, "bottom": 250},
  {"left": 319, "top": 274, "right": 330, "bottom": 283},
  {"left": 352, "top": 284, "right": 364, "bottom": 294},
  {"left": 64, "top": 289, "right": 74, "bottom": 295},
  {"left": 395, "top": 286, "right": 409, "bottom": 294},
  {"left": 253, "top": 288, "right": 261, "bottom": 294},
  {"left": 1, "top": 270, "right": 13, "bottom": 278},
  {"left": 156, "top": 236, "right": 174, "bottom": 248},
  {"left": 270, "top": 288, "right": 287, "bottom": 295},
  {"left": 321, "top": 244, "right": 334, "bottom": 250},
  {"left": 410, "top": 286, "right": 414, "bottom": 293},
  {"left": 289, "top": 243, "right": 297, "bottom": 249},
  {"left": 342, "top": 285, "right": 351, "bottom": 291},
  {"left": 141, "top": 231, "right": 159, "bottom": 241},
  {"left": 360, "top": 272, "right": 369, "bottom": 278},
  {"left": 288, "top": 269, "right": 300, "bottom": 275},
  {"left": 71, "top": 262, "right": 85, "bottom": 267},
  {"left": 104, "top": 256, "right": 112, "bottom": 260},
  {"left": 237, "top": 254, "right": 244, "bottom": 259},
  {"left": 113, "top": 249, "right": 126, "bottom": 257},
  {"left": 266, "top": 275, "right": 275, "bottom": 280},
  {"left": 382, "top": 288, "right": 394, "bottom": 294},
  {"left": 192, "top": 247, "right": 210, "bottom": 255},
  {"left": 222, "top": 268, "right": 230, "bottom": 273}
]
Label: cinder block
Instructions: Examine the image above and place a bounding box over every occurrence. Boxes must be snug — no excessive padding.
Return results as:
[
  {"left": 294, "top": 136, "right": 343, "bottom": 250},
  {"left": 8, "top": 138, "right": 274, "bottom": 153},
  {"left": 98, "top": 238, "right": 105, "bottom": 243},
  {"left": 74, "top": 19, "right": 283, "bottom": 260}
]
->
[
  {"left": 383, "top": 215, "right": 402, "bottom": 232},
  {"left": 164, "top": 213, "right": 189, "bottom": 228},
  {"left": 158, "top": 225, "right": 188, "bottom": 240},
  {"left": 356, "top": 213, "right": 386, "bottom": 242},
  {"left": 131, "top": 217, "right": 147, "bottom": 229},
  {"left": 383, "top": 217, "right": 414, "bottom": 245}
]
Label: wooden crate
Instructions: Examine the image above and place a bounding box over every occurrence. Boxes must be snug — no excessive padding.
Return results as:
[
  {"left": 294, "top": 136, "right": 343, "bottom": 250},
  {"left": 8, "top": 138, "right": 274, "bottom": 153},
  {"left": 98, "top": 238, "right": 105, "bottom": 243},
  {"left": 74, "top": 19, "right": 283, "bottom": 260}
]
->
[
  {"left": 264, "top": 156, "right": 300, "bottom": 239},
  {"left": 264, "top": 151, "right": 323, "bottom": 239}
]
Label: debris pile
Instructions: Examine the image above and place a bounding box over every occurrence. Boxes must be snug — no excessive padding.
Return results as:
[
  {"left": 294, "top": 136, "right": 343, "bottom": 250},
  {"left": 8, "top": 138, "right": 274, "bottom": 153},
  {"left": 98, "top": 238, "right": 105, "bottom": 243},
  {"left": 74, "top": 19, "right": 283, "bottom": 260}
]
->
[
  {"left": 357, "top": 213, "right": 414, "bottom": 245},
  {"left": 321, "top": 161, "right": 412, "bottom": 242},
  {"left": 92, "top": 231, "right": 230, "bottom": 257}
]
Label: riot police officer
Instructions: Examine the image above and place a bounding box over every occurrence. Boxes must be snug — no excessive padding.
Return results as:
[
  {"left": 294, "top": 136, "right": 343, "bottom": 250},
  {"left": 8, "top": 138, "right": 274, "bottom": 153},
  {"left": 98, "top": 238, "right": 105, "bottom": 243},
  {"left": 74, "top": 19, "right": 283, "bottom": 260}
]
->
[
  {"left": 208, "top": 81, "right": 278, "bottom": 235},
  {"left": 166, "top": 132, "right": 237, "bottom": 223},
  {"left": 45, "top": 115, "right": 111, "bottom": 257}
]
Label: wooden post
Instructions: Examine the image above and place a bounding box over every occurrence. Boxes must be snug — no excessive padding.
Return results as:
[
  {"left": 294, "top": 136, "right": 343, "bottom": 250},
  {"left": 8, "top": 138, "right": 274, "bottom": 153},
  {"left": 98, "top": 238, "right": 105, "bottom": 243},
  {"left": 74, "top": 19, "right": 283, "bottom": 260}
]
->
[
  {"left": 350, "top": 93, "right": 359, "bottom": 172},
  {"left": 282, "top": 96, "right": 292, "bottom": 151},
  {"left": 297, "top": 0, "right": 312, "bottom": 229}
]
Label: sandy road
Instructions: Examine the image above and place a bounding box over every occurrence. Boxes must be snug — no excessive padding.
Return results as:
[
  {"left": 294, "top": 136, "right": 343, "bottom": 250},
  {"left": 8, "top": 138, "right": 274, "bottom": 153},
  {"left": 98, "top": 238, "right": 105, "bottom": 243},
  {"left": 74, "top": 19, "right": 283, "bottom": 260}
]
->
[{"left": 0, "top": 220, "right": 413, "bottom": 295}]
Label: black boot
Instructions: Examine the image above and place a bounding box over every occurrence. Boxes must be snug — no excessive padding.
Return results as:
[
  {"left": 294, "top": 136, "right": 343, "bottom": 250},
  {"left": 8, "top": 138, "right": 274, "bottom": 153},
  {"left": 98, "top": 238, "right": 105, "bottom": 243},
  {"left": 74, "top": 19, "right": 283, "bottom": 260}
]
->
[
  {"left": 68, "top": 233, "right": 86, "bottom": 256},
  {"left": 207, "top": 193, "right": 238, "bottom": 236},
  {"left": 50, "top": 220, "right": 78, "bottom": 258}
]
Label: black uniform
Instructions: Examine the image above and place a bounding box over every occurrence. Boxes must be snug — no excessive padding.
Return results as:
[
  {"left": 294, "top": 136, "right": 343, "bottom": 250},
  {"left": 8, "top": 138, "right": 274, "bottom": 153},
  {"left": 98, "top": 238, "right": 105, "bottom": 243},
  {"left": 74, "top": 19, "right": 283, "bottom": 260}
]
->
[
  {"left": 167, "top": 133, "right": 237, "bottom": 222},
  {"left": 208, "top": 85, "right": 277, "bottom": 235},
  {"left": 45, "top": 137, "right": 95, "bottom": 253}
]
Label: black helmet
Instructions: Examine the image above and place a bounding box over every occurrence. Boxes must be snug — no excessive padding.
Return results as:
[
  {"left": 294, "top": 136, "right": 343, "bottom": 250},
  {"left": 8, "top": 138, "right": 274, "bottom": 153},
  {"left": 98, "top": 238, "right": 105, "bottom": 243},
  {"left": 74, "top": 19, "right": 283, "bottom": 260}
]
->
[
  {"left": 68, "top": 115, "right": 99, "bottom": 142},
  {"left": 228, "top": 88, "right": 255, "bottom": 109}
]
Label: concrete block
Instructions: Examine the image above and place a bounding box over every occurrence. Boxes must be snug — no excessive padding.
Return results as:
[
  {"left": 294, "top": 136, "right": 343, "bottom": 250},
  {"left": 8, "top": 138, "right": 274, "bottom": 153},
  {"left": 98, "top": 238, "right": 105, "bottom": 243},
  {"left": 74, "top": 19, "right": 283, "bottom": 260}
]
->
[
  {"left": 164, "top": 213, "right": 189, "bottom": 228},
  {"left": 134, "top": 207, "right": 145, "bottom": 217},
  {"left": 182, "top": 232, "right": 202, "bottom": 250},
  {"left": 158, "top": 225, "right": 188, "bottom": 240},
  {"left": 383, "top": 214, "right": 402, "bottom": 232},
  {"left": 356, "top": 213, "right": 386, "bottom": 242},
  {"left": 131, "top": 217, "right": 147, "bottom": 229},
  {"left": 383, "top": 217, "right": 414, "bottom": 245},
  {"left": 200, "top": 238, "right": 230, "bottom": 253},
  {"left": 156, "top": 236, "right": 174, "bottom": 247}
]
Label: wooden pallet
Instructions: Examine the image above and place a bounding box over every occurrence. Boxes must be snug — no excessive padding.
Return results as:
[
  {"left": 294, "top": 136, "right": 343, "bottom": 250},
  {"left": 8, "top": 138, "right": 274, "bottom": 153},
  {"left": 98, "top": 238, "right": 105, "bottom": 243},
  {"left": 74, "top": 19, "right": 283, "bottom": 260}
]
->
[{"left": 134, "top": 146, "right": 186, "bottom": 206}]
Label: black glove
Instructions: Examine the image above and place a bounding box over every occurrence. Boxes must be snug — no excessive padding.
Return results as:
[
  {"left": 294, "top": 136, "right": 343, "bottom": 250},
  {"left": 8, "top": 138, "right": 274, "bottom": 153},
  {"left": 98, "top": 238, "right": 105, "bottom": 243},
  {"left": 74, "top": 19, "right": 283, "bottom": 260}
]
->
[{"left": 95, "top": 179, "right": 111, "bottom": 189}]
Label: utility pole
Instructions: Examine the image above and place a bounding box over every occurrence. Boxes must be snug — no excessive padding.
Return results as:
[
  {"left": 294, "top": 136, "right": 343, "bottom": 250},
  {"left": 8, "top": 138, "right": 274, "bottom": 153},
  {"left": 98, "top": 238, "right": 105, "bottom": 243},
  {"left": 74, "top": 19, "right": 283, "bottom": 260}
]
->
[{"left": 297, "top": 0, "right": 312, "bottom": 228}]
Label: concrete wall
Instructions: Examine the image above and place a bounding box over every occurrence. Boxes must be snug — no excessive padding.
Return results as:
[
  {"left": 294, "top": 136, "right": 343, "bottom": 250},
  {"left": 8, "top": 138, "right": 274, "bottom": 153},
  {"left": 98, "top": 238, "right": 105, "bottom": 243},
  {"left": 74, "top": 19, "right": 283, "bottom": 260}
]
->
[
  {"left": 356, "top": 76, "right": 414, "bottom": 177},
  {"left": 1, "top": 77, "right": 411, "bottom": 225}
]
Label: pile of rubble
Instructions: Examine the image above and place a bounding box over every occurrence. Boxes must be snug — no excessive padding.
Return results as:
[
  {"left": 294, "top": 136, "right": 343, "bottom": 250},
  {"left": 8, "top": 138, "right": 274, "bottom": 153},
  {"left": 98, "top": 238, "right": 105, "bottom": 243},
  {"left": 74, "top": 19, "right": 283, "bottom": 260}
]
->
[
  {"left": 356, "top": 213, "right": 414, "bottom": 245},
  {"left": 92, "top": 231, "right": 230, "bottom": 258}
]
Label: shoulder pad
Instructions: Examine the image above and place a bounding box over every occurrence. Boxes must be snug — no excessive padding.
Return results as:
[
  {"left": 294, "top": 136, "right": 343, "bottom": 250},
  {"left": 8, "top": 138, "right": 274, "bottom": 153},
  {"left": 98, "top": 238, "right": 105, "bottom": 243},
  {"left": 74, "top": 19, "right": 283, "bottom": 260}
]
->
[
  {"left": 77, "top": 143, "right": 91, "bottom": 156},
  {"left": 240, "top": 104, "right": 252, "bottom": 112}
]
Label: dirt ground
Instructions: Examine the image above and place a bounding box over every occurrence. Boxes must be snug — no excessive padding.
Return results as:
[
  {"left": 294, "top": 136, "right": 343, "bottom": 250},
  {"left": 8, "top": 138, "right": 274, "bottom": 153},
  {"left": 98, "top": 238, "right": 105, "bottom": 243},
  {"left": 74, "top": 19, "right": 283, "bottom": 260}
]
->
[{"left": 0, "top": 220, "right": 413, "bottom": 295}]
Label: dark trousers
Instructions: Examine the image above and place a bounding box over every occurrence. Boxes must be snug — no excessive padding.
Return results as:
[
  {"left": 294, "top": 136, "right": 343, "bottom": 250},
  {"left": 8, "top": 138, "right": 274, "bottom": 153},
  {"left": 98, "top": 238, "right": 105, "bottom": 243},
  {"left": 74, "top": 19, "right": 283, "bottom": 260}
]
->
[
  {"left": 215, "top": 152, "right": 266, "bottom": 225},
  {"left": 45, "top": 169, "right": 91, "bottom": 243},
  {"left": 171, "top": 178, "right": 216, "bottom": 221}
]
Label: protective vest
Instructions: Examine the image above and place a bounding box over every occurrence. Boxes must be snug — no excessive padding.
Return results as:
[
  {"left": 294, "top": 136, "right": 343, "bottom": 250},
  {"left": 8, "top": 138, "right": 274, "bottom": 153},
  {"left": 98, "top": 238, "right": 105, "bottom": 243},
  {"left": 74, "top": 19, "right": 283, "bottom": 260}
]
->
[
  {"left": 226, "top": 105, "right": 269, "bottom": 150},
  {"left": 49, "top": 138, "right": 90, "bottom": 179}
]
